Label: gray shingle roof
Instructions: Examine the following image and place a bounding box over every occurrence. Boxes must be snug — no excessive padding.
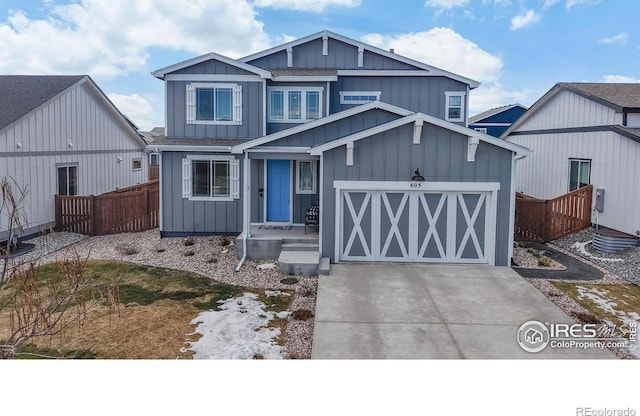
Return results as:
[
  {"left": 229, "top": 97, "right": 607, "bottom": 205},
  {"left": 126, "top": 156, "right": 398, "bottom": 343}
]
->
[
  {"left": 561, "top": 83, "right": 640, "bottom": 109},
  {"left": 0, "top": 75, "right": 85, "bottom": 131}
]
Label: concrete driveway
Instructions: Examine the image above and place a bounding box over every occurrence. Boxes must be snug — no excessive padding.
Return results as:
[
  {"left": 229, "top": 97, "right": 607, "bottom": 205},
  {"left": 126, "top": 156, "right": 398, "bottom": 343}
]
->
[{"left": 312, "top": 263, "right": 615, "bottom": 359}]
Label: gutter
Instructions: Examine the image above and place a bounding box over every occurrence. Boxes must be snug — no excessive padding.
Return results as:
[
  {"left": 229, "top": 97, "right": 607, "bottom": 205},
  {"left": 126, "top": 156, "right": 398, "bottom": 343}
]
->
[{"left": 235, "top": 151, "right": 250, "bottom": 271}]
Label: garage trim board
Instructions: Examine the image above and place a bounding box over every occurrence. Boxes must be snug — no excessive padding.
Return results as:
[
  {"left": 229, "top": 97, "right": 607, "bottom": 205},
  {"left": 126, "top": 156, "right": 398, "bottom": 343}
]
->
[{"left": 334, "top": 181, "right": 500, "bottom": 265}]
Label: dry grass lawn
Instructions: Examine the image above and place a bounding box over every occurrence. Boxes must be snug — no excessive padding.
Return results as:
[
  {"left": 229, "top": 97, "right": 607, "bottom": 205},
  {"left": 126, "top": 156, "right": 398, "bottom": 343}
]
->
[{"left": 0, "top": 260, "right": 293, "bottom": 359}]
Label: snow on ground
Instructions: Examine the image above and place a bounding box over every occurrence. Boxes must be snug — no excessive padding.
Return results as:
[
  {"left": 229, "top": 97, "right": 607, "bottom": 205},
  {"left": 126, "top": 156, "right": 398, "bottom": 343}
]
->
[
  {"left": 575, "top": 285, "right": 640, "bottom": 358},
  {"left": 571, "top": 241, "right": 624, "bottom": 262},
  {"left": 184, "top": 292, "right": 288, "bottom": 359}
]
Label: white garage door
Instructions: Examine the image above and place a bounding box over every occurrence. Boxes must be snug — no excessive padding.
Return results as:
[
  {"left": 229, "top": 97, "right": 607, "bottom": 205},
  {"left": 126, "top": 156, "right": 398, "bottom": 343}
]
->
[{"left": 335, "top": 181, "right": 499, "bottom": 264}]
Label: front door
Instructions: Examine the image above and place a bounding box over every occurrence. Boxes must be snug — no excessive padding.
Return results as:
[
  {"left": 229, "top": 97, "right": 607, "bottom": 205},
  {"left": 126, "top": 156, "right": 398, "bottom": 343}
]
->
[{"left": 266, "top": 160, "right": 290, "bottom": 222}]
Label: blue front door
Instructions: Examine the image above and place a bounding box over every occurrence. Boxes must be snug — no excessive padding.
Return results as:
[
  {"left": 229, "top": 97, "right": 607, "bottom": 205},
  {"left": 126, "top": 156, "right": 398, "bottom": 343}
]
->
[{"left": 266, "top": 160, "right": 290, "bottom": 222}]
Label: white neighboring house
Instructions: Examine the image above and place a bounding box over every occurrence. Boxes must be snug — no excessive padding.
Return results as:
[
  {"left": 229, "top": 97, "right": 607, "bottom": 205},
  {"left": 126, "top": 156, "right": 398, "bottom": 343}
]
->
[
  {"left": 0, "top": 75, "right": 149, "bottom": 241},
  {"left": 502, "top": 82, "right": 640, "bottom": 239}
]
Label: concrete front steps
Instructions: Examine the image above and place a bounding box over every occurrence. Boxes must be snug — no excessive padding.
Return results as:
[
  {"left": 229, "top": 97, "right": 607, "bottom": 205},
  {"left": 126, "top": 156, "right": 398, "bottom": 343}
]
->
[{"left": 278, "top": 241, "right": 330, "bottom": 276}]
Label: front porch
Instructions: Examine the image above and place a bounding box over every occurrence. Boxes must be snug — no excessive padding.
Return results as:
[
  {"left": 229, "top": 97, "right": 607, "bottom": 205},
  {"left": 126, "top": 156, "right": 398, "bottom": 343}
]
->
[{"left": 236, "top": 224, "right": 329, "bottom": 275}]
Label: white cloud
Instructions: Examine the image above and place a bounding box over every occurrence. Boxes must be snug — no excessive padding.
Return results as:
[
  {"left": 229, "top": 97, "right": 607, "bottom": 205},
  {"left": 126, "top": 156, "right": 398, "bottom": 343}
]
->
[
  {"left": 0, "top": 0, "right": 270, "bottom": 77},
  {"left": 361, "top": 28, "right": 503, "bottom": 83},
  {"left": 254, "top": 0, "right": 360, "bottom": 12},
  {"left": 107, "top": 93, "right": 156, "bottom": 130},
  {"left": 598, "top": 33, "right": 628, "bottom": 45},
  {"left": 566, "top": 0, "right": 600, "bottom": 9},
  {"left": 510, "top": 10, "right": 542, "bottom": 30},
  {"left": 425, "top": 0, "right": 470, "bottom": 9},
  {"left": 602, "top": 75, "right": 640, "bottom": 83},
  {"left": 468, "top": 83, "right": 532, "bottom": 116},
  {"left": 542, "top": 0, "right": 562, "bottom": 9}
]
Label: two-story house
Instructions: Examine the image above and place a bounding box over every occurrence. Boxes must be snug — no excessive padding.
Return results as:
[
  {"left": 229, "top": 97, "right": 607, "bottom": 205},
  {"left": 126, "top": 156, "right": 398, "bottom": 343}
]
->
[{"left": 151, "top": 30, "right": 529, "bottom": 272}]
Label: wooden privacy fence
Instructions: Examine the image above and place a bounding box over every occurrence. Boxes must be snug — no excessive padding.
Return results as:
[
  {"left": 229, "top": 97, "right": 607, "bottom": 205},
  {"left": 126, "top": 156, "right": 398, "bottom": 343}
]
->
[
  {"left": 55, "top": 180, "right": 159, "bottom": 236},
  {"left": 514, "top": 185, "right": 593, "bottom": 242},
  {"left": 149, "top": 164, "right": 159, "bottom": 181}
]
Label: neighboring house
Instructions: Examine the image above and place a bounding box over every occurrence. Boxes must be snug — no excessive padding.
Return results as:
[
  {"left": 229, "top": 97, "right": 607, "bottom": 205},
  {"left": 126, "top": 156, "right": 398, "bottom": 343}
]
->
[
  {"left": 0, "top": 75, "right": 149, "bottom": 241},
  {"left": 151, "top": 30, "right": 529, "bottom": 268},
  {"left": 502, "top": 82, "right": 640, "bottom": 243},
  {"left": 469, "top": 104, "right": 528, "bottom": 138}
]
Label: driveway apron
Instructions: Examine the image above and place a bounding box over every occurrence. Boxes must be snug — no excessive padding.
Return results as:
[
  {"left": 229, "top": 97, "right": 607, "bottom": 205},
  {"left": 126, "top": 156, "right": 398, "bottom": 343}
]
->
[{"left": 311, "top": 263, "right": 615, "bottom": 359}]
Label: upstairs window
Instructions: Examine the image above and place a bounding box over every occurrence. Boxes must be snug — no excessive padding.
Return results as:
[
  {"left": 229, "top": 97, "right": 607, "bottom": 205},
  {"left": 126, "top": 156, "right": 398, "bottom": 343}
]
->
[
  {"left": 268, "top": 87, "right": 323, "bottom": 123},
  {"left": 186, "top": 83, "right": 242, "bottom": 125},
  {"left": 569, "top": 159, "right": 591, "bottom": 191},
  {"left": 445, "top": 92, "right": 466, "bottom": 122},
  {"left": 339, "top": 91, "right": 381, "bottom": 104}
]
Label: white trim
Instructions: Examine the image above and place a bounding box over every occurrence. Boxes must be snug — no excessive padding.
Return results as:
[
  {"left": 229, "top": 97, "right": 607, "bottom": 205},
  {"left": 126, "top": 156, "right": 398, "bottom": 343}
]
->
[
  {"left": 262, "top": 79, "right": 267, "bottom": 136},
  {"left": 357, "top": 47, "right": 364, "bottom": 68},
  {"left": 337, "top": 70, "right": 440, "bottom": 77},
  {"left": 445, "top": 91, "right": 466, "bottom": 123},
  {"left": 267, "top": 86, "right": 323, "bottom": 123},
  {"left": 413, "top": 119, "right": 423, "bottom": 144},
  {"left": 326, "top": 81, "right": 330, "bottom": 116},
  {"left": 286, "top": 47, "right": 293, "bottom": 68},
  {"left": 152, "top": 145, "right": 234, "bottom": 152},
  {"left": 186, "top": 82, "right": 241, "bottom": 125},
  {"left": 346, "top": 142, "right": 354, "bottom": 166},
  {"left": 239, "top": 30, "right": 480, "bottom": 88},
  {"left": 507, "top": 154, "right": 517, "bottom": 265},
  {"left": 467, "top": 137, "right": 479, "bottom": 162},
  {"left": 132, "top": 158, "right": 143, "bottom": 171},
  {"left": 333, "top": 180, "right": 500, "bottom": 192},
  {"left": 158, "top": 151, "right": 163, "bottom": 231},
  {"left": 232, "top": 100, "right": 413, "bottom": 153},
  {"left": 319, "top": 153, "right": 324, "bottom": 258},
  {"left": 165, "top": 74, "right": 262, "bottom": 82},
  {"left": 246, "top": 146, "right": 311, "bottom": 154},
  {"left": 185, "top": 155, "right": 237, "bottom": 201},
  {"left": 339, "top": 91, "right": 382, "bottom": 104},
  {"left": 152, "top": 52, "right": 272, "bottom": 79},
  {"left": 322, "top": 34, "right": 328, "bottom": 56},
  {"left": 309, "top": 112, "right": 531, "bottom": 158},
  {"left": 295, "top": 160, "right": 317, "bottom": 194},
  {"left": 471, "top": 123, "right": 511, "bottom": 127},
  {"left": 272, "top": 75, "right": 337, "bottom": 82}
]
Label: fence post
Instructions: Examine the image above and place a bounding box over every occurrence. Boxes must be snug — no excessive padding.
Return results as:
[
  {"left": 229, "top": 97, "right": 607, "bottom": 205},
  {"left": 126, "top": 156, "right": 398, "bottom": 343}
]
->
[
  {"left": 54, "top": 194, "right": 61, "bottom": 232},
  {"left": 543, "top": 199, "right": 551, "bottom": 241},
  {"left": 90, "top": 195, "right": 97, "bottom": 236}
]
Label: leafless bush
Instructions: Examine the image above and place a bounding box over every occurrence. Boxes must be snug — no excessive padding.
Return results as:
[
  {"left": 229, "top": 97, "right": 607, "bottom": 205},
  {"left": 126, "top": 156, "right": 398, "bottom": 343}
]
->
[
  {"left": 291, "top": 309, "right": 314, "bottom": 321},
  {"left": 116, "top": 242, "right": 139, "bottom": 256},
  {"left": 183, "top": 237, "right": 195, "bottom": 246}
]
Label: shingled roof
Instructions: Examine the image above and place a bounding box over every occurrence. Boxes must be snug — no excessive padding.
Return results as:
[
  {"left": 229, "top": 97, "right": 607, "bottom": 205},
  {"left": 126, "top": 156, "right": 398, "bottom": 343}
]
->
[
  {"left": 560, "top": 83, "right": 640, "bottom": 110},
  {"left": 0, "top": 75, "right": 85, "bottom": 131}
]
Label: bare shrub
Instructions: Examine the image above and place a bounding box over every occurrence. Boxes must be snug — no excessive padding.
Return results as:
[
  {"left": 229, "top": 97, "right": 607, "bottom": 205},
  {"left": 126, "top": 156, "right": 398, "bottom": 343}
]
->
[
  {"left": 291, "top": 309, "right": 314, "bottom": 321},
  {"left": 183, "top": 237, "right": 195, "bottom": 246},
  {"left": 116, "top": 243, "right": 139, "bottom": 256},
  {"left": 183, "top": 250, "right": 195, "bottom": 257}
]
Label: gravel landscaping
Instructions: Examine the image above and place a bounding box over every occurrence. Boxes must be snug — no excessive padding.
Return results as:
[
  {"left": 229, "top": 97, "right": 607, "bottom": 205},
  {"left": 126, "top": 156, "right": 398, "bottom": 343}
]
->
[
  {"left": 17, "top": 229, "right": 317, "bottom": 359},
  {"left": 552, "top": 227, "right": 640, "bottom": 285}
]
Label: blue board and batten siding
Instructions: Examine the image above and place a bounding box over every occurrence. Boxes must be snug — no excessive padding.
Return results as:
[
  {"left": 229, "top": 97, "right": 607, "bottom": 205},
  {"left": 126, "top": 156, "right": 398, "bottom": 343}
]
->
[
  {"left": 320, "top": 123, "right": 514, "bottom": 266},
  {"left": 470, "top": 106, "right": 527, "bottom": 138},
  {"left": 161, "top": 152, "right": 243, "bottom": 235}
]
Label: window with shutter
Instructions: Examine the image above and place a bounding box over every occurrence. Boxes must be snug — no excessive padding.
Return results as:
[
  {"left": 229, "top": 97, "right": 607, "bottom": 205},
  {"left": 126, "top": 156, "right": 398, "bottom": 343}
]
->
[
  {"left": 182, "top": 155, "right": 238, "bottom": 201},
  {"left": 186, "top": 83, "right": 242, "bottom": 125}
]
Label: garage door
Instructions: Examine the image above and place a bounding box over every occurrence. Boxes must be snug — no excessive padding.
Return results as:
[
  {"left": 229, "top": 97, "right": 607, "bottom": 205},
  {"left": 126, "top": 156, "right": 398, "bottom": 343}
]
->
[{"left": 335, "top": 181, "right": 499, "bottom": 264}]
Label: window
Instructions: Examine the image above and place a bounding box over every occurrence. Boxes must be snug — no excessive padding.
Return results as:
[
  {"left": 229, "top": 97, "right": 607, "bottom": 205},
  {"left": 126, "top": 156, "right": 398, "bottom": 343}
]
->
[
  {"left": 339, "top": 91, "right": 381, "bottom": 104},
  {"left": 186, "top": 83, "right": 242, "bottom": 125},
  {"left": 149, "top": 153, "right": 159, "bottom": 165},
  {"left": 296, "top": 160, "right": 316, "bottom": 194},
  {"left": 569, "top": 159, "right": 591, "bottom": 191},
  {"left": 268, "top": 87, "right": 323, "bottom": 122},
  {"left": 474, "top": 128, "right": 487, "bottom": 134},
  {"left": 57, "top": 165, "right": 77, "bottom": 196},
  {"left": 445, "top": 92, "right": 466, "bottom": 122},
  {"left": 132, "top": 158, "right": 142, "bottom": 170},
  {"left": 182, "top": 156, "right": 240, "bottom": 201}
]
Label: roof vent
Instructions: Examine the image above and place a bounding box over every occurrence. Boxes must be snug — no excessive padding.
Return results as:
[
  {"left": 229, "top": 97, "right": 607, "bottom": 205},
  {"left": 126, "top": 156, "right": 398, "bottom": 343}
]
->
[{"left": 389, "top": 48, "right": 395, "bottom": 54}]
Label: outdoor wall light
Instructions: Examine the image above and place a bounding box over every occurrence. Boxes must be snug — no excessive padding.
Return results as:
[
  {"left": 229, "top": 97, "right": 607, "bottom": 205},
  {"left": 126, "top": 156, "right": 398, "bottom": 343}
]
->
[
  {"left": 117, "top": 156, "right": 123, "bottom": 163},
  {"left": 411, "top": 168, "right": 425, "bottom": 181},
  {"left": 68, "top": 142, "right": 73, "bottom": 148},
  {"left": 16, "top": 142, "right": 22, "bottom": 149}
]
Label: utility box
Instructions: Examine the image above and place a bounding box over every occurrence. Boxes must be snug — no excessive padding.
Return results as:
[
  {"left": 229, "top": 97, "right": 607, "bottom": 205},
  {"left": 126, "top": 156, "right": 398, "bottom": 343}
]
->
[{"left": 595, "top": 188, "right": 605, "bottom": 212}]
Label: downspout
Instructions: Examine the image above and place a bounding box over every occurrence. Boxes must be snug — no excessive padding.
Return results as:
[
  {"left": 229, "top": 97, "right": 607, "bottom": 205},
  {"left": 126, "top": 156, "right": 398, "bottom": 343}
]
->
[{"left": 235, "top": 151, "right": 250, "bottom": 271}]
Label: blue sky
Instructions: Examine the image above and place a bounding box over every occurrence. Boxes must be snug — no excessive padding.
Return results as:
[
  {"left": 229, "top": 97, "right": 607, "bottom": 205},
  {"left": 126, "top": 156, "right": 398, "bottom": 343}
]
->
[{"left": 0, "top": 0, "right": 638, "bottom": 130}]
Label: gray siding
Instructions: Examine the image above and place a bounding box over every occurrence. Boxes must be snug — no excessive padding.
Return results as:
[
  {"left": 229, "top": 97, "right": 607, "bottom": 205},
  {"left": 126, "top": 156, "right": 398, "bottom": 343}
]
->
[
  {"left": 332, "top": 76, "right": 468, "bottom": 122},
  {"left": 161, "top": 151, "right": 243, "bottom": 234},
  {"left": 247, "top": 38, "right": 419, "bottom": 70},
  {"left": 166, "top": 80, "right": 263, "bottom": 138},
  {"left": 321, "top": 123, "right": 513, "bottom": 266},
  {"left": 172, "top": 60, "right": 255, "bottom": 76},
  {"left": 266, "top": 109, "right": 402, "bottom": 147}
]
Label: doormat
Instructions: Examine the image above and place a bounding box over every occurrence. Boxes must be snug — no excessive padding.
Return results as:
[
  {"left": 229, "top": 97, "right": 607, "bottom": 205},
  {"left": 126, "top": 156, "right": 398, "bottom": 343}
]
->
[{"left": 257, "top": 225, "right": 292, "bottom": 230}]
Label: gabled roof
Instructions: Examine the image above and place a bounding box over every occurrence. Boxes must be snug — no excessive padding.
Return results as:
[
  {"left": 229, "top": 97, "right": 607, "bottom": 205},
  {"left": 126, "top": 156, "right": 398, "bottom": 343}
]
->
[
  {"left": 152, "top": 52, "right": 272, "bottom": 80},
  {"left": 309, "top": 111, "right": 530, "bottom": 158},
  {"left": 239, "top": 30, "right": 480, "bottom": 88},
  {"left": 0, "top": 75, "right": 147, "bottom": 148},
  {"left": 0, "top": 75, "right": 84, "bottom": 131},
  {"left": 469, "top": 104, "right": 528, "bottom": 124},
  {"left": 231, "top": 101, "right": 413, "bottom": 154},
  {"left": 501, "top": 82, "right": 640, "bottom": 138},
  {"left": 560, "top": 83, "right": 640, "bottom": 111}
]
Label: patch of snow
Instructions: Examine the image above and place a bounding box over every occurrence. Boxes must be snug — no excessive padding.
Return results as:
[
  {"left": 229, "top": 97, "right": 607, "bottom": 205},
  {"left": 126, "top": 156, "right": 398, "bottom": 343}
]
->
[
  {"left": 265, "top": 290, "right": 289, "bottom": 297},
  {"left": 221, "top": 248, "right": 229, "bottom": 254},
  {"left": 186, "top": 292, "right": 286, "bottom": 359},
  {"left": 257, "top": 263, "right": 276, "bottom": 270},
  {"left": 571, "top": 241, "right": 624, "bottom": 262},
  {"left": 276, "top": 311, "right": 290, "bottom": 319}
]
